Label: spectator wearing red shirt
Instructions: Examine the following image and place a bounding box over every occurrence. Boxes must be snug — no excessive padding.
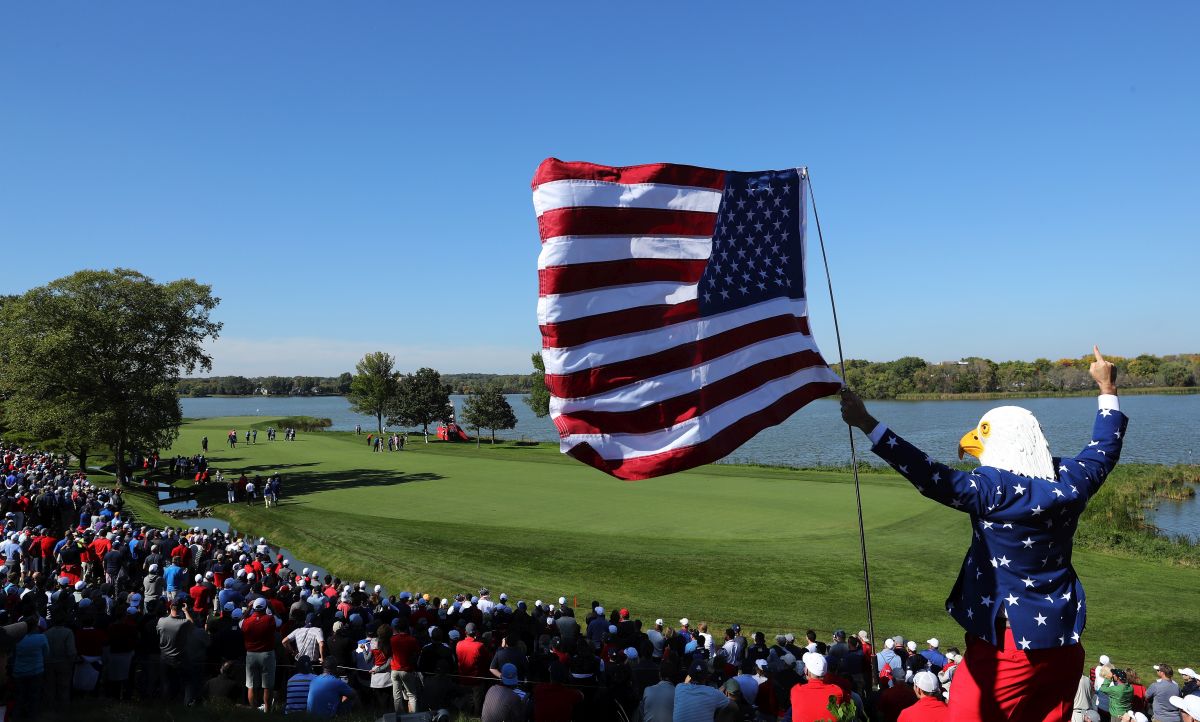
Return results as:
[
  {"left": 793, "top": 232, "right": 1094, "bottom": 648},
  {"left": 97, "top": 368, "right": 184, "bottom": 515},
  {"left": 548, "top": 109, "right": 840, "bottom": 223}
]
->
[
  {"left": 790, "top": 653, "right": 849, "bottom": 722},
  {"left": 170, "top": 542, "right": 192, "bottom": 569},
  {"left": 455, "top": 623, "right": 489, "bottom": 715},
  {"left": 389, "top": 620, "right": 422, "bottom": 715},
  {"left": 898, "top": 672, "right": 949, "bottom": 722},
  {"left": 240, "top": 598, "right": 282, "bottom": 713},
  {"left": 189, "top": 576, "right": 215, "bottom": 618}
]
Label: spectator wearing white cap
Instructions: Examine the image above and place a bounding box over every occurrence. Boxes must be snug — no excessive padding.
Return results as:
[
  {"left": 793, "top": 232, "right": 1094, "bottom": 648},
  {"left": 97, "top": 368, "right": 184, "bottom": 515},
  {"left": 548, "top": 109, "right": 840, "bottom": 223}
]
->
[
  {"left": 921, "top": 638, "right": 948, "bottom": 672},
  {"left": 1179, "top": 668, "right": 1199, "bottom": 698},
  {"left": 878, "top": 637, "right": 904, "bottom": 687},
  {"left": 791, "top": 652, "right": 848, "bottom": 721},
  {"left": 241, "top": 597, "right": 282, "bottom": 712},
  {"left": 899, "top": 671, "right": 948, "bottom": 722},
  {"left": 1169, "top": 694, "right": 1200, "bottom": 722},
  {"left": 586, "top": 607, "right": 608, "bottom": 646},
  {"left": 1146, "top": 664, "right": 1182, "bottom": 722}
]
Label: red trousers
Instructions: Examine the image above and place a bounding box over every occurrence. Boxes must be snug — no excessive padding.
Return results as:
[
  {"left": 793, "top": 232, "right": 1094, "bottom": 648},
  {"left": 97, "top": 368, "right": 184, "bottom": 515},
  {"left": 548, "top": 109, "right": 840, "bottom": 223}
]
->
[{"left": 948, "top": 624, "right": 1084, "bottom": 722}]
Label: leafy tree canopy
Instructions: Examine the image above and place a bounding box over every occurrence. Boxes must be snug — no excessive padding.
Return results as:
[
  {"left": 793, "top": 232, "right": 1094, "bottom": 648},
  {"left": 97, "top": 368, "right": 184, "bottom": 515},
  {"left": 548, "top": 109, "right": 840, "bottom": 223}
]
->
[
  {"left": 0, "top": 269, "right": 221, "bottom": 475},
  {"left": 461, "top": 384, "right": 518, "bottom": 443}
]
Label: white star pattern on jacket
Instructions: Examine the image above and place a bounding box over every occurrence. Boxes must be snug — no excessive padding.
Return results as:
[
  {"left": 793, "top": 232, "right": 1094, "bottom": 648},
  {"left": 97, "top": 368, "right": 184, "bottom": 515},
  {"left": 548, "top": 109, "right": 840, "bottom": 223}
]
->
[{"left": 870, "top": 405, "right": 1128, "bottom": 650}]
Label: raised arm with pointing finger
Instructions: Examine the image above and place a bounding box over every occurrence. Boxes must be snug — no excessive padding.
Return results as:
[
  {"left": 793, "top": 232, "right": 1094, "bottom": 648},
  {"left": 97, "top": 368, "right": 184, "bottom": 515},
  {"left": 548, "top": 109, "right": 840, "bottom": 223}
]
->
[{"left": 839, "top": 347, "right": 1128, "bottom": 722}]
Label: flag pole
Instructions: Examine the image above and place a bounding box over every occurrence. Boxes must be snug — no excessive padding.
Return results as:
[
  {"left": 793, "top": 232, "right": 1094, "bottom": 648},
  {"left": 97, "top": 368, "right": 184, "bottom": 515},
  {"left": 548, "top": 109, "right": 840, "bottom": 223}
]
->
[{"left": 803, "top": 168, "right": 878, "bottom": 664}]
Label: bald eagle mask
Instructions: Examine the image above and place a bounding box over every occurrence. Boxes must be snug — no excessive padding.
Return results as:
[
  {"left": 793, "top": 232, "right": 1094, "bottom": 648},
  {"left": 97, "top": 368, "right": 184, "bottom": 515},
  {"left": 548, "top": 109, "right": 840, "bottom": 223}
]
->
[{"left": 957, "top": 406, "right": 1054, "bottom": 481}]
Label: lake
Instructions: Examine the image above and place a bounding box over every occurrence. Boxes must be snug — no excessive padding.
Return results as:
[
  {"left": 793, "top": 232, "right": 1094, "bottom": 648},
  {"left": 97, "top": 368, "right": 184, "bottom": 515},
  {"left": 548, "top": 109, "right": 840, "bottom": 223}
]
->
[{"left": 180, "top": 393, "right": 1200, "bottom": 539}]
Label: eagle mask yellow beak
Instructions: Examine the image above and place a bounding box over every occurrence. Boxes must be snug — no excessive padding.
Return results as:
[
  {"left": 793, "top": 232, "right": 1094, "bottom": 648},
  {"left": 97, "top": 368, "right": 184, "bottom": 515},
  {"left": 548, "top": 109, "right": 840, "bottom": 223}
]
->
[{"left": 958, "top": 421, "right": 989, "bottom": 460}]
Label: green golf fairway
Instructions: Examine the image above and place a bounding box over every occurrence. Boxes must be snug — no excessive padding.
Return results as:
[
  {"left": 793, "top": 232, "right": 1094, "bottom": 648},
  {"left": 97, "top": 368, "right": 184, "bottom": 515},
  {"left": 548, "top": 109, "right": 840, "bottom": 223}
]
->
[{"left": 152, "top": 416, "right": 1196, "bottom": 671}]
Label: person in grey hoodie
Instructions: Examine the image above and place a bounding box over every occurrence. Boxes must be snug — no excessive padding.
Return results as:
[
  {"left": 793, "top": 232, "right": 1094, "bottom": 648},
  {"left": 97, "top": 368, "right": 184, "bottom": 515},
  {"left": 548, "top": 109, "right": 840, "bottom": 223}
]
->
[
  {"left": 1146, "top": 663, "right": 1182, "bottom": 722},
  {"left": 143, "top": 563, "right": 165, "bottom": 607}
]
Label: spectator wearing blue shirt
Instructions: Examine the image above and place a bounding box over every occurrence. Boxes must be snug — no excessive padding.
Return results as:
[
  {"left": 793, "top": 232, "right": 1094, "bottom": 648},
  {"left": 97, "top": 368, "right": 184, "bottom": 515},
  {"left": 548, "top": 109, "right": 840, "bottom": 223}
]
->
[
  {"left": 14, "top": 617, "right": 50, "bottom": 718},
  {"left": 164, "top": 558, "right": 187, "bottom": 600},
  {"left": 307, "top": 657, "right": 357, "bottom": 718},
  {"left": 284, "top": 656, "right": 317, "bottom": 714},
  {"left": 920, "top": 638, "right": 948, "bottom": 672}
]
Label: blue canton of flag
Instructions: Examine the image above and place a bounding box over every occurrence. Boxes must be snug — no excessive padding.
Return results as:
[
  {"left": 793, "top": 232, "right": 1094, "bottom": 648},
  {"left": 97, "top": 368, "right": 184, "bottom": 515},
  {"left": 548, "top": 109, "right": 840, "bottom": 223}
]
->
[{"left": 699, "top": 169, "right": 806, "bottom": 315}]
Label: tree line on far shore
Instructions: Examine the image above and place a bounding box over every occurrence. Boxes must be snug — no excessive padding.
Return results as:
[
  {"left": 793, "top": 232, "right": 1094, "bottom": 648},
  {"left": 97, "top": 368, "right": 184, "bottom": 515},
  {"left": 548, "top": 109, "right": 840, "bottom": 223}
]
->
[
  {"left": 175, "top": 371, "right": 537, "bottom": 397},
  {"left": 842, "top": 353, "right": 1198, "bottom": 399},
  {"left": 178, "top": 351, "right": 1199, "bottom": 406}
]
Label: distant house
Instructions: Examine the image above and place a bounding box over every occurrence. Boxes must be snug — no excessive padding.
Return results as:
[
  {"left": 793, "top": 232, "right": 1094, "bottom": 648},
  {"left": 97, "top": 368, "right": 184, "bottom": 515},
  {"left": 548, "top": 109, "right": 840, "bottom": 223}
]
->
[{"left": 254, "top": 387, "right": 270, "bottom": 396}]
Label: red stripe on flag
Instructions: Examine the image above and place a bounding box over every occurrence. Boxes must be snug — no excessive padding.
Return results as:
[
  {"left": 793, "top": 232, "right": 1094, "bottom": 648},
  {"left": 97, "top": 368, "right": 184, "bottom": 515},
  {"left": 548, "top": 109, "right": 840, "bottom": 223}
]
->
[
  {"left": 533, "top": 158, "right": 727, "bottom": 191},
  {"left": 554, "top": 351, "right": 830, "bottom": 436},
  {"left": 566, "top": 380, "right": 844, "bottom": 480},
  {"left": 538, "top": 207, "right": 716, "bottom": 242},
  {"left": 546, "top": 314, "right": 812, "bottom": 397},
  {"left": 539, "top": 301, "right": 700, "bottom": 349},
  {"left": 539, "top": 258, "right": 707, "bottom": 296}
]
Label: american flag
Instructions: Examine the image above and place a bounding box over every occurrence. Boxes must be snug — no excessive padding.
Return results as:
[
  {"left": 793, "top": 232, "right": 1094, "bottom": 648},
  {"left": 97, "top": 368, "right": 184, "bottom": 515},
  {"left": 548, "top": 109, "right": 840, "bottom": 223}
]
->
[{"left": 533, "top": 158, "right": 843, "bottom": 480}]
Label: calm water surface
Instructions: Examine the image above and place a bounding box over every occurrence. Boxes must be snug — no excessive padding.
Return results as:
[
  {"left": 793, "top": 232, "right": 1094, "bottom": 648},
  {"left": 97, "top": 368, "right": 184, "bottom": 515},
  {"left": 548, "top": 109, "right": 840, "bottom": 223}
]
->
[{"left": 180, "top": 393, "right": 1200, "bottom": 539}]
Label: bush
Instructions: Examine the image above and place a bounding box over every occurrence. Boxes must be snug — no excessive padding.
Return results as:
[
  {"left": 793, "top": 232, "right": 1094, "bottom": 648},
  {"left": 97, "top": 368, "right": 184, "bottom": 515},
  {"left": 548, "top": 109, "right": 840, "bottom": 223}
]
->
[{"left": 250, "top": 416, "right": 332, "bottom": 432}]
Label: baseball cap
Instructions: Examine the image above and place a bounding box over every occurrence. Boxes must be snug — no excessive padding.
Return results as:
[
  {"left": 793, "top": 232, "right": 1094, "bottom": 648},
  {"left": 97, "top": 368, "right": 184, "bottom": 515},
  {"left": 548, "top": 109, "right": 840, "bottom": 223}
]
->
[
  {"left": 655, "top": 618, "right": 664, "bottom": 627},
  {"left": 722, "top": 677, "right": 740, "bottom": 695},
  {"left": 687, "top": 659, "right": 710, "bottom": 681},
  {"left": 448, "top": 629, "right": 461, "bottom": 641},
  {"left": 927, "top": 638, "right": 939, "bottom": 648},
  {"left": 501, "top": 663, "right": 519, "bottom": 686},
  {"left": 784, "top": 633, "right": 795, "bottom": 643},
  {"left": 913, "top": 670, "right": 940, "bottom": 693},
  {"left": 619, "top": 608, "right": 629, "bottom": 618},
  {"left": 755, "top": 658, "right": 768, "bottom": 669},
  {"left": 1179, "top": 667, "right": 1198, "bottom": 679},
  {"left": 1099, "top": 654, "right": 1111, "bottom": 665},
  {"left": 906, "top": 640, "right": 917, "bottom": 652},
  {"left": 252, "top": 597, "right": 267, "bottom": 609},
  {"left": 679, "top": 617, "right": 689, "bottom": 626},
  {"left": 802, "top": 652, "right": 827, "bottom": 677},
  {"left": 595, "top": 606, "right": 604, "bottom": 615},
  {"left": 883, "top": 638, "right": 895, "bottom": 649},
  {"left": 558, "top": 596, "right": 567, "bottom": 605},
  {"left": 624, "top": 647, "right": 638, "bottom": 660},
  {"left": 1170, "top": 696, "right": 1200, "bottom": 719}
]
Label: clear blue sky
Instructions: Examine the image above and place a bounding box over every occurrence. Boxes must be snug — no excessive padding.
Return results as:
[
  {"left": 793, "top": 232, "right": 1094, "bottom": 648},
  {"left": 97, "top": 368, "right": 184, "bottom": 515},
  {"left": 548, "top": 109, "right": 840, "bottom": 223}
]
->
[{"left": 2, "top": 2, "right": 1196, "bottom": 376}]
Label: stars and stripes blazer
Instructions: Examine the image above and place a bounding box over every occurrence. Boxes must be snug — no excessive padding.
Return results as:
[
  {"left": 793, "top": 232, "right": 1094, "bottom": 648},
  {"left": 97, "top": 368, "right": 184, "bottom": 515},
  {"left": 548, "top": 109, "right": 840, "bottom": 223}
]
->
[{"left": 870, "top": 400, "right": 1128, "bottom": 651}]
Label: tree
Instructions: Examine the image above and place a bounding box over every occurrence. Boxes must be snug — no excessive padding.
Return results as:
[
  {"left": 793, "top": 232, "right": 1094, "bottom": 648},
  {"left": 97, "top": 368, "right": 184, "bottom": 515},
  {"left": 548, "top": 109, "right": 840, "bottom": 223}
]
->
[
  {"left": 347, "top": 352, "right": 400, "bottom": 436},
  {"left": 461, "top": 385, "right": 518, "bottom": 444},
  {"left": 524, "top": 352, "right": 551, "bottom": 417},
  {"left": 336, "top": 372, "right": 353, "bottom": 394},
  {"left": 389, "top": 367, "right": 451, "bottom": 440},
  {"left": 0, "top": 269, "right": 221, "bottom": 478}
]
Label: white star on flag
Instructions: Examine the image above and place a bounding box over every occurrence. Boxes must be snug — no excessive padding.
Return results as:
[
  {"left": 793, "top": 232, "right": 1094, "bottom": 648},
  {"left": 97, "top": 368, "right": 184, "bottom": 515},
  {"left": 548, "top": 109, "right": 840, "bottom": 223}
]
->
[
  {"left": 1013, "top": 484, "right": 1026, "bottom": 494},
  {"left": 1019, "top": 637, "right": 1032, "bottom": 650},
  {"left": 1005, "top": 594, "right": 1019, "bottom": 606},
  {"left": 1035, "top": 614, "right": 1048, "bottom": 626}
]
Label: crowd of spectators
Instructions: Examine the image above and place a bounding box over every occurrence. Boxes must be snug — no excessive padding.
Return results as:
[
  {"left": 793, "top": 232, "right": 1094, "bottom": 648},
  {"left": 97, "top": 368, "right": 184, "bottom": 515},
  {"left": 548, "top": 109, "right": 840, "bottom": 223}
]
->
[{"left": 1, "top": 440, "right": 1197, "bottom": 722}]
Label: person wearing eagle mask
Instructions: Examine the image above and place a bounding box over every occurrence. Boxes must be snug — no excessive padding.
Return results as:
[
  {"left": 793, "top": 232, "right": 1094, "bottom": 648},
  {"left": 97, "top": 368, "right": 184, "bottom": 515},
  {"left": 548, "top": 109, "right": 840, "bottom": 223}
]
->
[{"left": 840, "top": 346, "right": 1126, "bottom": 722}]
